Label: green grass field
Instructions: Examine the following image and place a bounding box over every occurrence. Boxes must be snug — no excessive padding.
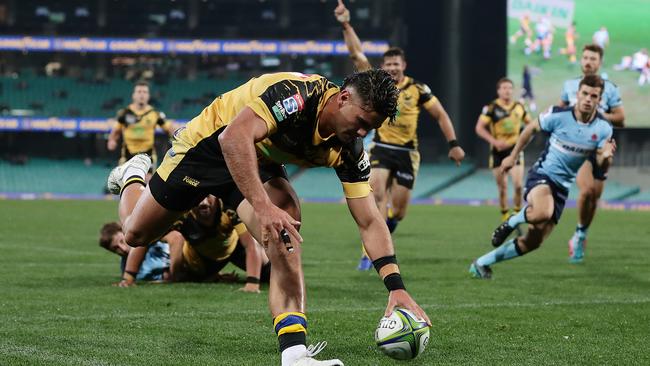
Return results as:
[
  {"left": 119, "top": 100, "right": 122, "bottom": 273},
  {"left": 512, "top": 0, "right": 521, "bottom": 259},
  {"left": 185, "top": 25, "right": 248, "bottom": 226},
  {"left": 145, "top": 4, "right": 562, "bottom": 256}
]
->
[
  {"left": 1, "top": 200, "right": 649, "bottom": 365},
  {"left": 508, "top": 0, "right": 650, "bottom": 126}
]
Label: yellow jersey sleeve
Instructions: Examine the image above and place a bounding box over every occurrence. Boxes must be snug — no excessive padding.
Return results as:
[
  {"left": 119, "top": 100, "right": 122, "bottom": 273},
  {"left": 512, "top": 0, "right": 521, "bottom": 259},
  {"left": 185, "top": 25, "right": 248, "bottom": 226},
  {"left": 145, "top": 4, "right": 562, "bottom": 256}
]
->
[
  {"left": 479, "top": 105, "right": 493, "bottom": 125},
  {"left": 234, "top": 223, "right": 248, "bottom": 236},
  {"left": 248, "top": 97, "right": 280, "bottom": 135},
  {"left": 246, "top": 78, "right": 312, "bottom": 136}
]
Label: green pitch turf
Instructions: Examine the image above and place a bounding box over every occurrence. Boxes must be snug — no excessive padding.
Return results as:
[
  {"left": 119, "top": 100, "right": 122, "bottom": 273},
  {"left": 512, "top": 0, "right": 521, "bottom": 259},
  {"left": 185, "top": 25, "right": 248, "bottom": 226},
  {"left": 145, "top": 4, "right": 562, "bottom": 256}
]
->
[
  {"left": 1, "top": 200, "right": 649, "bottom": 365},
  {"left": 508, "top": 0, "right": 650, "bottom": 126}
]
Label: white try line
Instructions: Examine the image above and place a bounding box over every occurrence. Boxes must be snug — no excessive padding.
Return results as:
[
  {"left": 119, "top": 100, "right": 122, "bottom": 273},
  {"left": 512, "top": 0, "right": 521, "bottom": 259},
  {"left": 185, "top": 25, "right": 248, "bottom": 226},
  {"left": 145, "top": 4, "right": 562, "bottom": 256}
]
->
[{"left": 5, "top": 297, "right": 649, "bottom": 322}]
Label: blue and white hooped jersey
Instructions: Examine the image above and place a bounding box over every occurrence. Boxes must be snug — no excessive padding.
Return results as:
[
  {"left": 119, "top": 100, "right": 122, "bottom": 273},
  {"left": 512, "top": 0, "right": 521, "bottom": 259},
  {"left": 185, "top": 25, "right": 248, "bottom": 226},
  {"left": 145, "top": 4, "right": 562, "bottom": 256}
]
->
[
  {"left": 532, "top": 106, "right": 612, "bottom": 189},
  {"left": 120, "top": 241, "right": 170, "bottom": 281},
  {"left": 560, "top": 76, "right": 622, "bottom": 113}
]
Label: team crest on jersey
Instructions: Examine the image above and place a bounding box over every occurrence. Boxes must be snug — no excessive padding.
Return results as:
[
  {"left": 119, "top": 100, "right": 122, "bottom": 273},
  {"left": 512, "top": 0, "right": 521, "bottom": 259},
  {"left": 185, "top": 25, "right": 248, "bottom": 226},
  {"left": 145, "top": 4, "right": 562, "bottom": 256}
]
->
[
  {"left": 358, "top": 151, "right": 370, "bottom": 171},
  {"left": 591, "top": 134, "right": 598, "bottom": 141},
  {"left": 282, "top": 93, "right": 305, "bottom": 115}
]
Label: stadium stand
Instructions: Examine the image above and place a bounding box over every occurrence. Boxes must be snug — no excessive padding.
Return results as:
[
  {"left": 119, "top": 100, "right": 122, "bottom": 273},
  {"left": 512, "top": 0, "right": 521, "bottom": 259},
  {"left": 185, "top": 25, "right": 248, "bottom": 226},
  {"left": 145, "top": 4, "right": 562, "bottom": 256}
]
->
[
  {"left": 0, "top": 72, "right": 242, "bottom": 120},
  {"left": 0, "top": 158, "right": 111, "bottom": 194},
  {"left": 433, "top": 169, "right": 642, "bottom": 202}
]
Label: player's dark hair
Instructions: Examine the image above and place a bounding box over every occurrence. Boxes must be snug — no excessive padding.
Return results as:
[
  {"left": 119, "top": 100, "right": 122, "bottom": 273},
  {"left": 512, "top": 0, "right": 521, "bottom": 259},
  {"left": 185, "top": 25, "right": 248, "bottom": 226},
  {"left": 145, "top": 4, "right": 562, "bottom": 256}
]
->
[
  {"left": 342, "top": 68, "right": 400, "bottom": 122},
  {"left": 583, "top": 44, "right": 604, "bottom": 59},
  {"left": 99, "top": 221, "right": 122, "bottom": 250},
  {"left": 579, "top": 74, "right": 605, "bottom": 96},
  {"left": 383, "top": 47, "right": 406, "bottom": 62},
  {"left": 496, "top": 77, "right": 513, "bottom": 90}
]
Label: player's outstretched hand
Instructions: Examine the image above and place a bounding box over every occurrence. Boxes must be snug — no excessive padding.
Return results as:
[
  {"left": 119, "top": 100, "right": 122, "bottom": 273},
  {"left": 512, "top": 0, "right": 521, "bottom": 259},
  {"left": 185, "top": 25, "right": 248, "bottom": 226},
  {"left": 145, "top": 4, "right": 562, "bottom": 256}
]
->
[
  {"left": 238, "top": 283, "right": 261, "bottom": 294},
  {"left": 499, "top": 155, "right": 515, "bottom": 174},
  {"left": 385, "top": 289, "right": 431, "bottom": 326},
  {"left": 448, "top": 146, "right": 465, "bottom": 166},
  {"left": 255, "top": 202, "right": 302, "bottom": 248},
  {"left": 113, "top": 279, "right": 136, "bottom": 288},
  {"left": 334, "top": 0, "right": 350, "bottom": 24},
  {"left": 602, "top": 139, "right": 616, "bottom": 159}
]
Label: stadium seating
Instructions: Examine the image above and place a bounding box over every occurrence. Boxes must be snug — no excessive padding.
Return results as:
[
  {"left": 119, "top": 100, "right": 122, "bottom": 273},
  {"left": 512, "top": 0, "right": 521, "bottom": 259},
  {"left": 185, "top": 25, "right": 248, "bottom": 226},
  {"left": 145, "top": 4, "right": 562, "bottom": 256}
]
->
[
  {"left": 434, "top": 169, "right": 642, "bottom": 202},
  {"left": 0, "top": 158, "right": 112, "bottom": 194},
  {"left": 0, "top": 73, "right": 244, "bottom": 120},
  {"left": 1, "top": 159, "right": 645, "bottom": 204}
]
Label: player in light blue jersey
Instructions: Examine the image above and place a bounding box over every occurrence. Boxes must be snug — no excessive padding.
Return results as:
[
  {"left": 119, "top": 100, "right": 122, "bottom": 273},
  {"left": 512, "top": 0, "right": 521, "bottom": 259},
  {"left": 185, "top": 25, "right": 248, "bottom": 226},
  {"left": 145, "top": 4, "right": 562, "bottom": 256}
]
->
[
  {"left": 469, "top": 75, "right": 614, "bottom": 279},
  {"left": 560, "top": 44, "right": 625, "bottom": 263},
  {"left": 99, "top": 221, "right": 179, "bottom": 283}
]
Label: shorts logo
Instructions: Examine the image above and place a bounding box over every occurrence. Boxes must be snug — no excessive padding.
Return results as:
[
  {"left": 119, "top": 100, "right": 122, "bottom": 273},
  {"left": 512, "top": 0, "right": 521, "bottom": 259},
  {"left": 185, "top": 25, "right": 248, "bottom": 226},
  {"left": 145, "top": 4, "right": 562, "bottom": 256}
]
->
[
  {"left": 182, "top": 176, "right": 200, "bottom": 187},
  {"left": 396, "top": 171, "right": 414, "bottom": 181},
  {"left": 282, "top": 93, "right": 305, "bottom": 115}
]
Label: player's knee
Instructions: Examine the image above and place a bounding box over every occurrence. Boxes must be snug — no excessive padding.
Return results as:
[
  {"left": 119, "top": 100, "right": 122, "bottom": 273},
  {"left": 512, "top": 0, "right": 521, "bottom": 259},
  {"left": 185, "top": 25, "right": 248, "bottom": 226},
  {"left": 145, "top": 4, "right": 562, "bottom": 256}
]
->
[{"left": 580, "top": 185, "right": 598, "bottom": 202}]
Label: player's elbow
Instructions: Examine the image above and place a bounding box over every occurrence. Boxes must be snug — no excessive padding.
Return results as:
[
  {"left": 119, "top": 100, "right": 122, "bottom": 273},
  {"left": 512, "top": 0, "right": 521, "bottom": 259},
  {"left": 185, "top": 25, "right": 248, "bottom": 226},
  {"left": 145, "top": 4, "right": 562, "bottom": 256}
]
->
[
  {"left": 218, "top": 126, "right": 236, "bottom": 151},
  {"left": 123, "top": 228, "right": 150, "bottom": 248}
]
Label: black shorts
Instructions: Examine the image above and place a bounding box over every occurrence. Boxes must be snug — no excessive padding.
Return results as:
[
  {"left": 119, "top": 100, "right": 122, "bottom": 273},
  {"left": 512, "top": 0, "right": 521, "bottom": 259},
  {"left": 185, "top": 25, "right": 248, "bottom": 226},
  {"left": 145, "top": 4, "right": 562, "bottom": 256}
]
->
[
  {"left": 369, "top": 144, "right": 420, "bottom": 189},
  {"left": 150, "top": 126, "right": 288, "bottom": 212},
  {"left": 524, "top": 170, "right": 568, "bottom": 224},
  {"left": 489, "top": 146, "right": 524, "bottom": 169}
]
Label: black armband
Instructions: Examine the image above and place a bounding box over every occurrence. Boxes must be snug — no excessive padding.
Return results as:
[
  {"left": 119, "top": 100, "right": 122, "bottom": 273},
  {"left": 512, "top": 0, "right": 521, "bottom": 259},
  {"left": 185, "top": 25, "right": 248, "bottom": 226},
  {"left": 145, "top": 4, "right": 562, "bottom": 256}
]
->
[
  {"left": 372, "top": 255, "right": 397, "bottom": 273},
  {"left": 246, "top": 276, "right": 260, "bottom": 284},
  {"left": 448, "top": 139, "right": 460, "bottom": 149},
  {"left": 383, "top": 273, "right": 406, "bottom": 291}
]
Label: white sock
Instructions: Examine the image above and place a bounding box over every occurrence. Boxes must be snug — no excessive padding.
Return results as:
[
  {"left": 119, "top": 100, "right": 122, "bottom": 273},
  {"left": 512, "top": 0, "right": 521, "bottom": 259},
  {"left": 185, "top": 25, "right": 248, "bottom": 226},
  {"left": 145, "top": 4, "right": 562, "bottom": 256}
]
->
[
  {"left": 282, "top": 344, "right": 307, "bottom": 366},
  {"left": 122, "top": 166, "right": 146, "bottom": 185}
]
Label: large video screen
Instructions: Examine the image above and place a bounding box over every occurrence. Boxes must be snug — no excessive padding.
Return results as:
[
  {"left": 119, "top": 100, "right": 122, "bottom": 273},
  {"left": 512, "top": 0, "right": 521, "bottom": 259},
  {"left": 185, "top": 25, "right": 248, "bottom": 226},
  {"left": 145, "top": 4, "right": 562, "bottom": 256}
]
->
[{"left": 507, "top": 0, "right": 650, "bottom": 127}]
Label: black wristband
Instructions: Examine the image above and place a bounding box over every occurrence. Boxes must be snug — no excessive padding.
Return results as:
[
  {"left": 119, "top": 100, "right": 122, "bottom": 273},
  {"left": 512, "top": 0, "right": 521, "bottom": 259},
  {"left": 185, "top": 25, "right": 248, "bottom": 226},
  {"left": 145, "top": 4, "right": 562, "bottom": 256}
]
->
[
  {"left": 383, "top": 273, "right": 406, "bottom": 291},
  {"left": 124, "top": 271, "right": 137, "bottom": 278},
  {"left": 448, "top": 139, "right": 460, "bottom": 149},
  {"left": 246, "top": 276, "right": 260, "bottom": 284},
  {"left": 372, "top": 255, "right": 398, "bottom": 273}
]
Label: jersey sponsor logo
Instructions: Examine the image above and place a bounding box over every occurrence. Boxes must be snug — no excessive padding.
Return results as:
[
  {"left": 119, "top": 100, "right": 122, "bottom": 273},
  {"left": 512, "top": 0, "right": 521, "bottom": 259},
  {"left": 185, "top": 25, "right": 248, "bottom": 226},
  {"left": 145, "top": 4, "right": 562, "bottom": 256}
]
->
[
  {"left": 550, "top": 137, "right": 593, "bottom": 156},
  {"left": 282, "top": 93, "right": 305, "bottom": 115},
  {"left": 272, "top": 101, "right": 287, "bottom": 122}
]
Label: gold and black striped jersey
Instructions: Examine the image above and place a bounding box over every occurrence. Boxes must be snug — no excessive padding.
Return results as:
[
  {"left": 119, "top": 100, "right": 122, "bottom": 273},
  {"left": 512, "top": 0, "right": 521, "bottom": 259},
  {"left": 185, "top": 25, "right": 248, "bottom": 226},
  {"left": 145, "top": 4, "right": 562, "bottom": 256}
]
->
[
  {"left": 374, "top": 76, "right": 438, "bottom": 149},
  {"left": 180, "top": 72, "right": 372, "bottom": 198},
  {"left": 115, "top": 105, "right": 168, "bottom": 154},
  {"left": 174, "top": 199, "right": 247, "bottom": 262},
  {"left": 479, "top": 99, "right": 530, "bottom": 147}
]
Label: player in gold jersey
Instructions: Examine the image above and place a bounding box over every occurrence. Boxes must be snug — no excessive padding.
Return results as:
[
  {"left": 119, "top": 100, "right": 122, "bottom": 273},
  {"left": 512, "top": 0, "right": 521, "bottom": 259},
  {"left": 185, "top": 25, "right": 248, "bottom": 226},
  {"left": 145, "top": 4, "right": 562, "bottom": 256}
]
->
[
  {"left": 173, "top": 195, "right": 270, "bottom": 292},
  {"left": 107, "top": 69, "right": 430, "bottom": 366},
  {"left": 106, "top": 194, "right": 270, "bottom": 292},
  {"left": 107, "top": 81, "right": 175, "bottom": 172},
  {"left": 335, "top": 0, "right": 465, "bottom": 269},
  {"left": 475, "top": 78, "right": 531, "bottom": 222}
]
